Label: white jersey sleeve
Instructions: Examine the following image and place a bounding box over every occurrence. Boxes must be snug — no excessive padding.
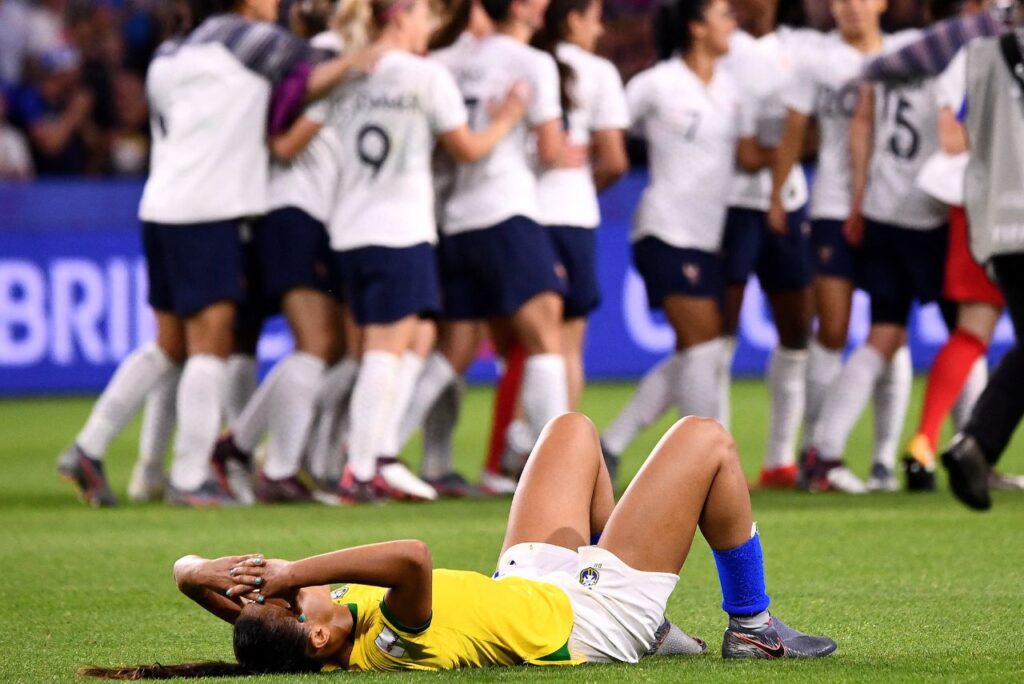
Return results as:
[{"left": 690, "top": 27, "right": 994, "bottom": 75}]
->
[
  {"left": 591, "top": 57, "right": 629, "bottom": 130},
  {"left": 428, "top": 65, "right": 469, "bottom": 134},
  {"left": 528, "top": 51, "right": 562, "bottom": 126},
  {"left": 936, "top": 48, "right": 967, "bottom": 112}
]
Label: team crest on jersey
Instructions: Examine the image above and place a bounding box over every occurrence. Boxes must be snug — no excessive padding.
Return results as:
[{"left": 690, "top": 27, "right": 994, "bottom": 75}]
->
[
  {"left": 330, "top": 586, "right": 350, "bottom": 600},
  {"left": 579, "top": 567, "right": 600, "bottom": 588},
  {"left": 375, "top": 626, "right": 407, "bottom": 658}
]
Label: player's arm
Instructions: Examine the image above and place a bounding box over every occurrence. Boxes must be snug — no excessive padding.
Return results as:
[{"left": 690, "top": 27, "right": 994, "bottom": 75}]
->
[
  {"left": 439, "top": 85, "right": 527, "bottom": 163},
  {"left": 304, "top": 46, "right": 384, "bottom": 103},
  {"left": 535, "top": 118, "right": 587, "bottom": 169},
  {"left": 229, "top": 541, "right": 433, "bottom": 631},
  {"left": 938, "top": 105, "right": 967, "bottom": 154},
  {"left": 736, "top": 135, "right": 773, "bottom": 173},
  {"left": 269, "top": 115, "right": 324, "bottom": 161},
  {"left": 767, "top": 108, "right": 809, "bottom": 233},
  {"left": 845, "top": 81, "right": 874, "bottom": 247},
  {"left": 173, "top": 554, "right": 265, "bottom": 624},
  {"left": 591, "top": 128, "right": 628, "bottom": 191}
]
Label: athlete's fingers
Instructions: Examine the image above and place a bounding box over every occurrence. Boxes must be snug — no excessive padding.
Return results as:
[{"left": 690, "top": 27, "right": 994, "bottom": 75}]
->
[
  {"left": 224, "top": 583, "right": 258, "bottom": 599},
  {"left": 227, "top": 572, "right": 264, "bottom": 588},
  {"left": 229, "top": 561, "right": 266, "bottom": 577}
]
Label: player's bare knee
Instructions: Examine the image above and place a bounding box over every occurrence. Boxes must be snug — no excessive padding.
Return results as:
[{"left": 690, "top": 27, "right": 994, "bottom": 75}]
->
[
  {"left": 546, "top": 412, "right": 597, "bottom": 441},
  {"left": 668, "top": 416, "right": 735, "bottom": 463}
]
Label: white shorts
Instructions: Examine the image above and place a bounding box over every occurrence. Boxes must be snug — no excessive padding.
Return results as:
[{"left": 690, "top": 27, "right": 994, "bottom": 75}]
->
[{"left": 495, "top": 542, "right": 680, "bottom": 664}]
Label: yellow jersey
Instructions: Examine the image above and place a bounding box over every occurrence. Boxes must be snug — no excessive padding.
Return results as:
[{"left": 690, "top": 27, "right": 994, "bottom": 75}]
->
[{"left": 326, "top": 568, "right": 581, "bottom": 671}]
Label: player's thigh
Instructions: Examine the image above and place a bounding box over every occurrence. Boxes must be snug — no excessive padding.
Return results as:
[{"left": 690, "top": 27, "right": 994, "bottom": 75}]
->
[
  {"left": 767, "top": 287, "right": 812, "bottom": 349},
  {"left": 957, "top": 302, "right": 1002, "bottom": 343},
  {"left": 510, "top": 292, "right": 564, "bottom": 355},
  {"left": 813, "top": 276, "right": 853, "bottom": 349},
  {"left": 185, "top": 300, "right": 236, "bottom": 358},
  {"left": 361, "top": 316, "right": 419, "bottom": 356},
  {"left": 154, "top": 310, "right": 186, "bottom": 363},
  {"left": 501, "top": 413, "right": 603, "bottom": 554},
  {"left": 663, "top": 295, "right": 722, "bottom": 348},
  {"left": 439, "top": 320, "right": 483, "bottom": 374},
  {"left": 282, "top": 287, "right": 338, "bottom": 362}
]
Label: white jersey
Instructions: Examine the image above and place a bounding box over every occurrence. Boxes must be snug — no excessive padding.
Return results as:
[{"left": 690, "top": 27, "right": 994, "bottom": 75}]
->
[
  {"left": 936, "top": 48, "right": 967, "bottom": 113},
  {"left": 627, "top": 58, "right": 746, "bottom": 251},
  {"left": 862, "top": 76, "right": 946, "bottom": 228},
  {"left": 139, "top": 16, "right": 309, "bottom": 224},
  {"left": 432, "top": 33, "right": 562, "bottom": 234},
  {"left": 535, "top": 43, "right": 629, "bottom": 228},
  {"left": 915, "top": 49, "right": 969, "bottom": 207},
  {"left": 784, "top": 32, "right": 905, "bottom": 221},
  {"left": 267, "top": 32, "right": 343, "bottom": 223},
  {"left": 324, "top": 50, "right": 467, "bottom": 250},
  {"left": 723, "top": 28, "right": 815, "bottom": 212}
]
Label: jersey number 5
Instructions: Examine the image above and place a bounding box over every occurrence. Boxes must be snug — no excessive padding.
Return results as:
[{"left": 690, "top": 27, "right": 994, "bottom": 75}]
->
[
  {"left": 884, "top": 94, "right": 920, "bottom": 161},
  {"left": 357, "top": 124, "right": 392, "bottom": 177}
]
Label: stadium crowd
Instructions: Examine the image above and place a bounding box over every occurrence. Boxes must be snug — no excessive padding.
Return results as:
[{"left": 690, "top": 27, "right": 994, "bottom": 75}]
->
[{"left": 18, "top": 0, "right": 1019, "bottom": 511}]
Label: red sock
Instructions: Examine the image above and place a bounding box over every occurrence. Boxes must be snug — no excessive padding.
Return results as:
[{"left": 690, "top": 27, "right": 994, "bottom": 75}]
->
[
  {"left": 916, "top": 329, "right": 987, "bottom": 451},
  {"left": 484, "top": 343, "right": 526, "bottom": 474}
]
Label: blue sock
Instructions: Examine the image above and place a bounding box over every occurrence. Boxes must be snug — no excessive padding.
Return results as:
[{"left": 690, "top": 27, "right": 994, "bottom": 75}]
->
[{"left": 712, "top": 533, "right": 770, "bottom": 616}]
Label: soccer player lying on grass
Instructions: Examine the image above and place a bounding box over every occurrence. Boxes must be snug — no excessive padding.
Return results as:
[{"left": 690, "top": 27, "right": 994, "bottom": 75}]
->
[{"left": 82, "top": 414, "right": 836, "bottom": 678}]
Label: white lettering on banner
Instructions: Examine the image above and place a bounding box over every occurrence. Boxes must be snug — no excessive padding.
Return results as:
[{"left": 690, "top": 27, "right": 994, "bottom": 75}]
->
[
  {"left": 622, "top": 269, "right": 674, "bottom": 353},
  {"left": 107, "top": 260, "right": 131, "bottom": 361},
  {"left": 51, "top": 259, "right": 107, "bottom": 365},
  {"left": 0, "top": 261, "right": 48, "bottom": 365}
]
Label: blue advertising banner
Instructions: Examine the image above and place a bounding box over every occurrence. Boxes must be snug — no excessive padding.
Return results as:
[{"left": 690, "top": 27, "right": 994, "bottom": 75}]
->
[{"left": 0, "top": 174, "right": 1015, "bottom": 395}]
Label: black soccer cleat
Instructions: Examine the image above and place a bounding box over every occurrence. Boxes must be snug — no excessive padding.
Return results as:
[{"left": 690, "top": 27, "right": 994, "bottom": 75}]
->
[
  {"left": 57, "top": 444, "right": 117, "bottom": 507},
  {"left": 210, "top": 433, "right": 252, "bottom": 498},
  {"left": 941, "top": 434, "right": 992, "bottom": 511},
  {"left": 902, "top": 455, "right": 936, "bottom": 492},
  {"left": 722, "top": 614, "right": 836, "bottom": 659}
]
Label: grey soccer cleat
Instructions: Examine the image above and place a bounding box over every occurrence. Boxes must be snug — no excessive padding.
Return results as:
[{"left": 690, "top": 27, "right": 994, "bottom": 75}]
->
[
  {"left": 165, "top": 480, "right": 239, "bottom": 508},
  {"left": 722, "top": 614, "right": 836, "bottom": 659},
  {"left": 645, "top": 619, "right": 706, "bottom": 656},
  {"left": 57, "top": 444, "right": 118, "bottom": 507},
  {"left": 866, "top": 463, "right": 899, "bottom": 493}
]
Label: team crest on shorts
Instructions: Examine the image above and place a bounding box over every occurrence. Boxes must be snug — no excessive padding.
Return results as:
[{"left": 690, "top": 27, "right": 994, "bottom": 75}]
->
[
  {"left": 579, "top": 567, "right": 600, "bottom": 588},
  {"left": 682, "top": 262, "right": 701, "bottom": 285}
]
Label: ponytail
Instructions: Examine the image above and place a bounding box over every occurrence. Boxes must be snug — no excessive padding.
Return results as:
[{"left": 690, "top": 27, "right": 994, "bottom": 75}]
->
[
  {"left": 429, "top": 0, "right": 472, "bottom": 50},
  {"left": 78, "top": 662, "right": 245, "bottom": 680},
  {"left": 78, "top": 605, "right": 321, "bottom": 679},
  {"left": 531, "top": 0, "right": 594, "bottom": 115},
  {"left": 335, "top": 0, "right": 374, "bottom": 51}
]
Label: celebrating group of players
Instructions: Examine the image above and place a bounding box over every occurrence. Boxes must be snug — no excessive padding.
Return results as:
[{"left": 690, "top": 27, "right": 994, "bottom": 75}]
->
[{"left": 55, "top": 0, "right": 1017, "bottom": 508}]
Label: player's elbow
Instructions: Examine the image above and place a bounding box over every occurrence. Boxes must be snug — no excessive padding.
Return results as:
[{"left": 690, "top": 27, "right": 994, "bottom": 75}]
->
[{"left": 402, "top": 540, "right": 433, "bottom": 575}]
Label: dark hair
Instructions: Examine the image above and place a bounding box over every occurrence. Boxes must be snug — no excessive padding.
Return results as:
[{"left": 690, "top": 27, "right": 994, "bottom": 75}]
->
[
  {"left": 531, "top": 0, "right": 594, "bottom": 114},
  {"left": 652, "top": 0, "right": 713, "bottom": 61},
  {"left": 480, "top": 0, "right": 513, "bottom": 23},
  {"left": 185, "top": 0, "right": 236, "bottom": 31},
  {"left": 291, "top": 0, "right": 336, "bottom": 38},
  {"left": 773, "top": 0, "right": 806, "bottom": 28},
  {"left": 430, "top": 0, "right": 473, "bottom": 50},
  {"left": 77, "top": 606, "right": 321, "bottom": 679}
]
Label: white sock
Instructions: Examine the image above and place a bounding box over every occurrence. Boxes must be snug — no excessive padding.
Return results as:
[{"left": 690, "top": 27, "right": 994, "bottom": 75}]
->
[
  {"left": 136, "top": 365, "right": 181, "bottom": 477},
  {"left": 953, "top": 356, "right": 988, "bottom": 430},
  {"left": 262, "top": 352, "right": 326, "bottom": 480},
  {"left": 170, "top": 355, "right": 227, "bottom": 491},
  {"left": 379, "top": 352, "right": 426, "bottom": 457},
  {"left": 812, "top": 345, "right": 885, "bottom": 459},
  {"left": 348, "top": 351, "right": 400, "bottom": 481},
  {"left": 522, "top": 353, "right": 569, "bottom": 437},
  {"left": 76, "top": 343, "right": 176, "bottom": 459},
  {"left": 224, "top": 354, "right": 257, "bottom": 424},
  {"left": 871, "top": 346, "right": 912, "bottom": 470},
  {"left": 764, "top": 346, "right": 807, "bottom": 470},
  {"left": 602, "top": 355, "right": 677, "bottom": 455},
  {"left": 804, "top": 339, "right": 844, "bottom": 447},
  {"left": 674, "top": 338, "right": 725, "bottom": 418},
  {"left": 420, "top": 380, "right": 463, "bottom": 480},
  {"left": 396, "top": 352, "right": 457, "bottom": 449},
  {"left": 718, "top": 336, "right": 737, "bottom": 429},
  {"left": 231, "top": 357, "right": 290, "bottom": 454},
  {"left": 306, "top": 357, "right": 360, "bottom": 481}
]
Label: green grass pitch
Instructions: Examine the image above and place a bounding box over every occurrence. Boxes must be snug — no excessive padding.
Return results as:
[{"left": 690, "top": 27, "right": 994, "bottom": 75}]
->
[{"left": 2, "top": 380, "right": 1022, "bottom": 682}]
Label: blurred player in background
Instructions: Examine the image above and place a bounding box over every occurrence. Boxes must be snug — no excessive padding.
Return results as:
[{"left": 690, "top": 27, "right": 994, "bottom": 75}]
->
[
  {"left": 603, "top": 0, "right": 770, "bottom": 480},
  {"left": 321, "top": 0, "right": 526, "bottom": 503},
  {"left": 768, "top": 0, "right": 893, "bottom": 493},
  {"left": 800, "top": 21, "right": 946, "bottom": 494}
]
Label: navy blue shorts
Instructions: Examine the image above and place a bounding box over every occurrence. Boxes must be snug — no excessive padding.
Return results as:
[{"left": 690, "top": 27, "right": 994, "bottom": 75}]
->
[
  {"left": 722, "top": 206, "right": 812, "bottom": 291},
  {"left": 439, "top": 216, "right": 567, "bottom": 321},
  {"left": 252, "top": 207, "right": 333, "bottom": 303},
  {"left": 810, "top": 219, "right": 857, "bottom": 280},
  {"left": 143, "top": 220, "right": 245, "bottom": 317},
  {"left": 548, "top": 226, "right": 600, "bottom": 319},
  {"left": 858, "top": 219, "right": 949, "bottom": 325},
  {"left": 632, "top": 236, "right": 723, "bottom": 309},
  {"left": 333, "top": 242, "right": 440, "bottom": 325}
]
